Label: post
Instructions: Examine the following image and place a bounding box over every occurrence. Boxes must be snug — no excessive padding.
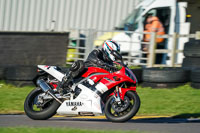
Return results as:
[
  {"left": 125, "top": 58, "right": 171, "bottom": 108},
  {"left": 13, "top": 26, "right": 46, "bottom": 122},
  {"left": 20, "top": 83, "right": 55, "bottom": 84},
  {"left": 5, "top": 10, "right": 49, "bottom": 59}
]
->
[
  {"left": 85, "top": 29, "right": 95, "bottom": 60},
  {"left": 195, "top": 31, "right": 200, "bottom": 40},
  {"left": 171, "top": 32, "right": 177, "bottom": 67},
  {"left": 148, "top": 32, "right": 157, "bottom": 67}
]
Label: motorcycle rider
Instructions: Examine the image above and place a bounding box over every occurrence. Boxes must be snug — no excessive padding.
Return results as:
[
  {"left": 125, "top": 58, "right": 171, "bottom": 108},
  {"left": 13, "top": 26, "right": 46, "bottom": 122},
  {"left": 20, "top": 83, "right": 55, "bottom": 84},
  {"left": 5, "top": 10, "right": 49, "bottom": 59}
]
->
[
  {"left": 63, "top": 40, "right": 121, "bottom": 88},
  {"left": 85, "top": 40, "right": 121, "bottom": 68}
]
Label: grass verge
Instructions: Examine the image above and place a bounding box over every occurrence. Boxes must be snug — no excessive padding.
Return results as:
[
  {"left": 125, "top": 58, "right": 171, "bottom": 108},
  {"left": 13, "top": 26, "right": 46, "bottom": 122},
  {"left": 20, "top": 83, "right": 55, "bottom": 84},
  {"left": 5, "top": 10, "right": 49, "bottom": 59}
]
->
[
  {"left": 0, "top": 80, "right": 200, "bottom": 117},
  {"left": 0, "top": 81, "right": 33, "bottom": 114},
  {"left": 0, "top": 127, "right": 145, "bottom": 133},
  {"left": 137, "top": 84, "right": 200, "bottom": 117}
]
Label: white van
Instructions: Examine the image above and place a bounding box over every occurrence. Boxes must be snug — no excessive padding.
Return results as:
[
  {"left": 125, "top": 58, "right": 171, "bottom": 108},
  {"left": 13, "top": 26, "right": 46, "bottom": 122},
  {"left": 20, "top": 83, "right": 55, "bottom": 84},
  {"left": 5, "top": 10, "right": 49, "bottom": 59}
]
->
[{"left": 95, "top": 0, "right": 199, "bottom": 65}]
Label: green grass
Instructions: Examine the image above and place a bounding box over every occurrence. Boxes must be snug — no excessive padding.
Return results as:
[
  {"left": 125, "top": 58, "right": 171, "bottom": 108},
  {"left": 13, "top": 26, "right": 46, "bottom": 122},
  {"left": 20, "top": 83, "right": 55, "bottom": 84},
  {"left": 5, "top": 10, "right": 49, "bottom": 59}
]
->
[
  {"left": 0, "top": 127, "right": 145, "bottom": 133},
  {"left": 0, "top": 81, "right": 33, "bottom": 113},
  {"left": 137, "top": 84, "right": 200, "bottom": 117},
  {"left": 0, "top": 80, "right": 200, "bottom": 117}
]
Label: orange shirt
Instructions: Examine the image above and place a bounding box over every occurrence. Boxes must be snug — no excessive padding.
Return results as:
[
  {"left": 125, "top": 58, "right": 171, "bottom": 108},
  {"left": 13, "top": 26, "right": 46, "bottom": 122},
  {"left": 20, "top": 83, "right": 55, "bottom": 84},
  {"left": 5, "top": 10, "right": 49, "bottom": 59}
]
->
[{"left": 144, "top": 16, "right": 165, "bottom": 43}]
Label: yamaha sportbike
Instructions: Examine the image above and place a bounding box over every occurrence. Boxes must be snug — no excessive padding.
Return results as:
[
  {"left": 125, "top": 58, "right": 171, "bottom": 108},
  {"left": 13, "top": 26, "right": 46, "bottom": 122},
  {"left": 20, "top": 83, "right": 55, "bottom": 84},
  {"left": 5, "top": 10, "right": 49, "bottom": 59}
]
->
[{"left": 24, "top": 52, "right": 140, "bottom": 122}]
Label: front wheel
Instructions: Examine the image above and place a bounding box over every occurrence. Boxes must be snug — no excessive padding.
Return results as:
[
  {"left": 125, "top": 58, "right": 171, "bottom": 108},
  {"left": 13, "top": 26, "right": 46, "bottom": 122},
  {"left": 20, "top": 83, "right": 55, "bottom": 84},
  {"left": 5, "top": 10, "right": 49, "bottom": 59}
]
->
[
  {"left": 105, "top": 91, "right": 140, "bottom": 122},
  {"left": 24, "top": 87, "right": 61, "bottom": 120}
]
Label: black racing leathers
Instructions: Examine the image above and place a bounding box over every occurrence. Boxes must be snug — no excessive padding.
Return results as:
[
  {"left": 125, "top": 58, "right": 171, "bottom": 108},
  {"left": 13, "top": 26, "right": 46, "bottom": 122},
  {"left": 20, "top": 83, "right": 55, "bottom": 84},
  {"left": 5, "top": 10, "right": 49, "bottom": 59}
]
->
[
  {"left": 65, "top": 48, "right": 114, "bottom": 87},
  {"left": 85, "top": 48, "right": 113, "bottom": 70}
]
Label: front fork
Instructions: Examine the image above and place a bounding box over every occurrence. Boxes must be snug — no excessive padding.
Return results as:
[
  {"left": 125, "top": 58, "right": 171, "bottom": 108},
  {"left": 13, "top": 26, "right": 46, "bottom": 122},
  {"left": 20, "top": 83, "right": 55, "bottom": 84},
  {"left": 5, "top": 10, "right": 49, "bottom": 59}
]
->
[
  {"left": 112, "top": 85, "right": 137, "bottom": 102},
  {"left": 113, "top": 86, "right": 121, "bottom": 104}
]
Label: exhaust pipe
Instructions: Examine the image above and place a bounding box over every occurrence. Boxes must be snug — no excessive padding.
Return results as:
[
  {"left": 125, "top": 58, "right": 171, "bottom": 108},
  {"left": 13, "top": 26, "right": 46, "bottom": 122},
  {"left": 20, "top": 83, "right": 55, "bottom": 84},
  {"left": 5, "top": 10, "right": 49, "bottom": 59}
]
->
[{"left": 37, "top": 79, "right": 62, "bottom": 104}]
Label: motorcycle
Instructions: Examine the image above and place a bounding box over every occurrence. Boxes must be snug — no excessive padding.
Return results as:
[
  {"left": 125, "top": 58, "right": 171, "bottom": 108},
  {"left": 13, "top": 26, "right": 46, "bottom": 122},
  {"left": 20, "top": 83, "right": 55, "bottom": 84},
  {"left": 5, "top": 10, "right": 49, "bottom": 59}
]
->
[{"left": 24, "top": 51, "right": 140, "bottom": 122}]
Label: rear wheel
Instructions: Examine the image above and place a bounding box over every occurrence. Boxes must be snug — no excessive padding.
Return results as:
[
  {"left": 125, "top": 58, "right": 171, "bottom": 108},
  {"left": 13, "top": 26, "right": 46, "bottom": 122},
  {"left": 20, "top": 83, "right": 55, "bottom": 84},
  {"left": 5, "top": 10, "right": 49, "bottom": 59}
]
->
[
  {"left": 105, "top": 91, "right": 140, "bottom": 122},
  {"left": 24, "top": 88, "right": 60, "bottom": 120}
]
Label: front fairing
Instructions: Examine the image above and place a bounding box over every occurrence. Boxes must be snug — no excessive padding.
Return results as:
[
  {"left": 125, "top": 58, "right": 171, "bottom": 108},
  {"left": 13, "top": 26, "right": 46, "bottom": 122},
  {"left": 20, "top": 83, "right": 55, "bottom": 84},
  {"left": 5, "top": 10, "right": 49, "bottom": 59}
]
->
[
  {"left": 114, "top": 61, "right": 137, "bottom": 83},
  {"left": 125, "top": 67, "right": 138, "bottom": 83},
  {"left": 107, "top": 66, "right": 138, "bottom": 101},
  {"left": 80, "top": 64, "right": 137, "bottom": 89},
  {"left": 115, "top": 67, "right": 137, "bottom": 84},
  {"left": 98, "top": 66, "right": 136, "bottom": 89},
  {"left": 82, "top": 67, "right": 110, "bottom": 78}
]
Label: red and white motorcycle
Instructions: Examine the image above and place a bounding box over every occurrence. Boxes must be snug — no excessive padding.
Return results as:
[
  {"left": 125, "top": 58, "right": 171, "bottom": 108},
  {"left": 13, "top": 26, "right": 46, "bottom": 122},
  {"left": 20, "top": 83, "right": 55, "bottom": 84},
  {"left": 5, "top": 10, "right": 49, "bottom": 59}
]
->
[{"left": 24, "top": 51, "right": 140, "bottom": 122}]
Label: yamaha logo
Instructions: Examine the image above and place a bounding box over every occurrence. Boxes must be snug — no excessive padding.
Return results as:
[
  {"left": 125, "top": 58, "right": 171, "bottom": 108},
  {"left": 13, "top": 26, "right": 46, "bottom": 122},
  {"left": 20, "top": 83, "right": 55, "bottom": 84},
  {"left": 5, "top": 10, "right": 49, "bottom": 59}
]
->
[{"left": 66, "top": 102, "right": 83, "bottom": 106}]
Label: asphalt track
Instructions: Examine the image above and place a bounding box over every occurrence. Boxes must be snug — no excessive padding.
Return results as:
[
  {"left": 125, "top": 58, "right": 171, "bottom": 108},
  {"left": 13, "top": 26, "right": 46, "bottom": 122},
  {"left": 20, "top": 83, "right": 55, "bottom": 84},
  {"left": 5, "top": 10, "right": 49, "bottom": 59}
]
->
[{"left": 0, "top": 115, "right": 200, "bottom": 133}]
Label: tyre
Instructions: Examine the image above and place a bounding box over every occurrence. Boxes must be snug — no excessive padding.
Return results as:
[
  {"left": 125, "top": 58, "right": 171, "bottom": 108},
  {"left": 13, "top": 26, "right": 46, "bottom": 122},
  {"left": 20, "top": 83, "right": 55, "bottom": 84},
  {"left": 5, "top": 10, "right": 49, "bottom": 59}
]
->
[
  {"left": 184, "top": 39, "right": 200, "bottom": 57},
  {"left": 105, "top": 91, "right": 140, "bottom": 122},
  {"left": 0, "top": 66, "right": 6, "bottom": 80},
  {"left": 190, "top": 69, "right": 200, "bottom": 82},
  {"left": 191, "top": 82, "right": 200, "bottom": 89},
  {"left": 142, "top": 67, "right": 189, "bottom": 83},
  {"left": 141, "top": 82, "right": 185, "bottom": 89},
  {"left": 182, "top": 57, "right": 200, "bottom": 69},
  {"left": 5, "top": 66, "right": 37, "bottom": 81},
  {"left": 131, "top": 69, "right": 143, "bottom": 83},
  {"left": 24, "top": 88, "right": 60, "bottom": 120}
]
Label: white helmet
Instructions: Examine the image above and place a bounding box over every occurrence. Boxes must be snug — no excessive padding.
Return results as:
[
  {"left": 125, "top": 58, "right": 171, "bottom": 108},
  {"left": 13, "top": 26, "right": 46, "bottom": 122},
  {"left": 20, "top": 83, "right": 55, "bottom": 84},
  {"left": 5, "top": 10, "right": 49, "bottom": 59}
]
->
[{"left": 103, "top": 40, "right": 120, "bottom": 61}]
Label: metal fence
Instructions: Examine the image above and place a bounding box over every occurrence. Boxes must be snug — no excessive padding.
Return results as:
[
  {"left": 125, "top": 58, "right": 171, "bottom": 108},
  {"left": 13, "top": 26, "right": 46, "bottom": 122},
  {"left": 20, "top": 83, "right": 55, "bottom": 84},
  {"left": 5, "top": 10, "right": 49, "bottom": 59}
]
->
[
  {"left": 66, "top": 29, "right": 148, "bottom": 65},
  {"left": 0, "top": 0, "right": 141, "bottom": 32},
  {"left": 66, "top": 29, "right": 200, "bottom": 67},
  {"left": 150, "top": 31, "right": 200, "bottom": 67}
]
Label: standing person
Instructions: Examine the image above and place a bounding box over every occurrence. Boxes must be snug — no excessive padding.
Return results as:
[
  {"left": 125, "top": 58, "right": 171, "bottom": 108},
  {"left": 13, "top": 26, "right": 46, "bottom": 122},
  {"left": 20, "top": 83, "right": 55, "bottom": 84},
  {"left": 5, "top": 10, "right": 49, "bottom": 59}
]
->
[{"left": 143, "top": 14, "right": 165, "bottom": 64}]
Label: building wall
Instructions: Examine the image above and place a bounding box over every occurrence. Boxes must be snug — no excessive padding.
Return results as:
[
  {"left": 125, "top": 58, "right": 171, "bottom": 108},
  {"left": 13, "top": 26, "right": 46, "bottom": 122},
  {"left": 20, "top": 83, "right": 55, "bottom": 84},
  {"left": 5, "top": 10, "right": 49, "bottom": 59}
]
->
[{"left": 0, "top": 0, "right": 141, "bottom": 32}]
